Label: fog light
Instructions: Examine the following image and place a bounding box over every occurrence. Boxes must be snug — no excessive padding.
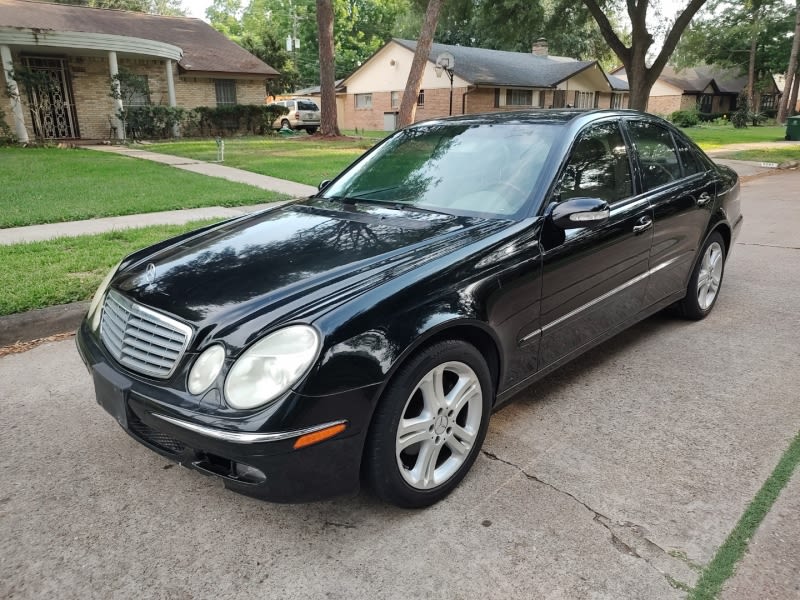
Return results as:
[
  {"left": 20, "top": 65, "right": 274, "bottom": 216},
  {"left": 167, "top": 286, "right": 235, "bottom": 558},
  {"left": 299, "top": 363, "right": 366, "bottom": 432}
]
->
[{"left": 234, "top": 462, "right": 266, "bottom": 484}]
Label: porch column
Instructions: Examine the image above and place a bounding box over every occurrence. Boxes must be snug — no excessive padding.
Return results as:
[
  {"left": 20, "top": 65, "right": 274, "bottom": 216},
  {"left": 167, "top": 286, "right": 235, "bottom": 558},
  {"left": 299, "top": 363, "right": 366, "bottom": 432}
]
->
[
  {"left": 108, "top": 51, "right": 124, "bottom": 140},
  {"left": 0, "top": 45, "right": 30, "bottom": 144},
  {"left": 164, "top": 59, "right": 179, "bottom": 138}
]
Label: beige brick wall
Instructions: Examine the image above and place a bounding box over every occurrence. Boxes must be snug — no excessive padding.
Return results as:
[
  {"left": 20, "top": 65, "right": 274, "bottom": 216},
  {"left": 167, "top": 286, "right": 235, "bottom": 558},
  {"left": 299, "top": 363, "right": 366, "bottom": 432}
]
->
[{"left": 645, "top": 95, "right": 683, "bottom": 116}]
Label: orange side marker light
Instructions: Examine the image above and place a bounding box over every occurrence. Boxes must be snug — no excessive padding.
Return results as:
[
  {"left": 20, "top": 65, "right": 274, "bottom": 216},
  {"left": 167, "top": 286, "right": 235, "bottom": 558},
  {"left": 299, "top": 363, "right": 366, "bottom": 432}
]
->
[{"left": 293, "top": 422, "right": 347, "bottom": 450}]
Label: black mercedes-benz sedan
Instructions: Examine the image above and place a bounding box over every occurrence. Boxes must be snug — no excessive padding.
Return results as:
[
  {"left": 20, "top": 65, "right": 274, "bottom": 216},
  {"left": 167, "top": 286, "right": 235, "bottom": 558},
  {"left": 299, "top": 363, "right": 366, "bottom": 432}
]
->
[{"left": 77, "top": 110, "right": 742, "bottom": 507}]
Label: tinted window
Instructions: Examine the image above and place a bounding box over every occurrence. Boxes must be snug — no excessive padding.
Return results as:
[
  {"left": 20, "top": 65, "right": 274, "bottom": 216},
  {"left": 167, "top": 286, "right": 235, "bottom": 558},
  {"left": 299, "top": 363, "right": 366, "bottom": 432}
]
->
[
  {"left": 322, "top": 123, "right": 561, "bottom": 218},
  {"left": 558, "top": 121, "right": 632, "bottom": 204},
  {"left": 298, "top": 100, "right": 319, "bottom": 111},
  {"left": 673, "top": 135, "right": 704, "bottom": 176},
  {"left": 627, "top": 121, "right": 681, "bottom": 191}
]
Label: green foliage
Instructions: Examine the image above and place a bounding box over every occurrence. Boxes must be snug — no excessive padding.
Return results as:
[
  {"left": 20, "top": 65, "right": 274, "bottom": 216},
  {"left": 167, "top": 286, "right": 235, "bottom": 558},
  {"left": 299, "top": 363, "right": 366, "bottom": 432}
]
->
[
  {"left": 0, "top": 105, "right": 15, "bottom": 144},
  {"left": 125, "top": 105, "right": 188, "bottom": 139},
  {"left": 5, "top": 67, "right": 60, "bottom": 143},
  {"left": 188, "top": 104, "right": 289, "bottom": 136},
  {"left": 669, "top": 109, "right": 700, "bottom": 127},
  {"left": 49, "top": 0, "right": 186, "bottom": 15},
  {"left": 675, "top": 0, "right": 795, "bottom": 78},
  {"left": 731, "top": 92, "right": 752, "bottom": 128}
]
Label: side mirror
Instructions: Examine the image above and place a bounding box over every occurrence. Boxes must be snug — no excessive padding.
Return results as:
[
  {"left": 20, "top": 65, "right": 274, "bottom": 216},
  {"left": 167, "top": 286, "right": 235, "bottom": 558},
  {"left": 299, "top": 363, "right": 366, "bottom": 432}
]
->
[
  {"left": 318, "top": 179, "right": 332, "bottom": 192},
  {"left": 549, "top": 197, "right": 610, "bottom": 230}
]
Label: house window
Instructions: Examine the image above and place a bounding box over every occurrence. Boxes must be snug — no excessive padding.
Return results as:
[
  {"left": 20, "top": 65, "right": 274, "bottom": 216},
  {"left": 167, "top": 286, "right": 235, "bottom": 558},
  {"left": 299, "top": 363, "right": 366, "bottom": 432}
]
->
[
  {"left": 417, "top": 90, "right": 425, "bottom": 107},
  {"left": 121, "top": 75, "right": 150, "bottom": 107},
  {"left": 573, "top": 91, "right": 595, "bottom": 108},
  {"left": 611, "top": 93, "right": 626, "bottom": 109},
  {"left": 355, "top": 93, "right": 372, "bottom": 109},
  {"left": 760, "top": 94, "right": 777, "bottom": 110},
  {"left": 391, "top": 91, "right": 400, "bottom": 109},
  {"left": 698, "top": 94, "right": 712, "bottom": 114},
  {"left": 552, "top": 89, "right": 566, "bottom": 108},
  {"left": 506, "top": 89, "right": 533, "bottom": 106},
  {"left": 215, "top": 79, "right": 237, "bottom": 106}
]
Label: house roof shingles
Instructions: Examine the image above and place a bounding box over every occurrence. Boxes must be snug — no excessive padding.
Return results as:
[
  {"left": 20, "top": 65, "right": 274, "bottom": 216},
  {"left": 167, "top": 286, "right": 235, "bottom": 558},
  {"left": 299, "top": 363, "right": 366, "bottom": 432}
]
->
[
  {"left": 0, "top": 0, "right": 278, "bottom": 76},
  {"left": 655, "top": 65, "right": 748, "bottom": 95},
  {"left": 393, "top": 38, "right": 598, "bottom": 88}
]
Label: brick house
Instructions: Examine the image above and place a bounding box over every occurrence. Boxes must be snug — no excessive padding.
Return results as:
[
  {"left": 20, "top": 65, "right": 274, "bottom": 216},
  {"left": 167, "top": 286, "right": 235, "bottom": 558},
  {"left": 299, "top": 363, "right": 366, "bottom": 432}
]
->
[
  {"left": 611, "top": 64, "right": 782, "bottom": 116},
  {"left": 0, "top": 0, "right": 278, "bottom": 142},
  {"left": 338, "top": 39, "right": 629, "bottom": 131}
]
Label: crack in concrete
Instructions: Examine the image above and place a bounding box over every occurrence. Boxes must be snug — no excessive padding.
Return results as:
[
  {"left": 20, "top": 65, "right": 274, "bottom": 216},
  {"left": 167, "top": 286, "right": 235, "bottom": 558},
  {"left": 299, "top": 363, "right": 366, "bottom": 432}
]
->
[
  {"left": 481, "top": 449, "right": 687, "bottom": 588},
  {"left": 736, "top": 242, "right": 800, "bottom": 250}
]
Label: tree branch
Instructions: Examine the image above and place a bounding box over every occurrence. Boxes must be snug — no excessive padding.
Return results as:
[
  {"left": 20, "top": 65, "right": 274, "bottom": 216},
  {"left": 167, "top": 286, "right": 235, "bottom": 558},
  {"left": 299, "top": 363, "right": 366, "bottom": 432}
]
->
[
  {"left": 650, "top": 0, "right": 708, "bottom": 82},
  {"left": 582, "top": 0, "right": 630, "bottom": 64}
]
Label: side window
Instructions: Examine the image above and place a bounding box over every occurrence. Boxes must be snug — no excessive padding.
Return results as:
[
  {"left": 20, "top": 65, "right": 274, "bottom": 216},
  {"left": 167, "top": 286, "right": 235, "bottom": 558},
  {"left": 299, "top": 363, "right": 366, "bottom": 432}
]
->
[
  {"left": 627, "top": 121, "right": 681, "bottom": 191},
  {"left": 557, "top": 122, "right": 632, "bottom": 205},
  {"left": 673, "top": 135, "right": 705, "bottom": 176}
]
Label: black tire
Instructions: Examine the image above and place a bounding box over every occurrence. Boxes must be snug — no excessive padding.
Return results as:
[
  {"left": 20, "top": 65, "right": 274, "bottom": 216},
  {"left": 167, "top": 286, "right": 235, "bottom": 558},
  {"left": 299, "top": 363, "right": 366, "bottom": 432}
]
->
[
  {"left": 677, "top": 231, "right": 726, "bottom": 320},
  {"left": 307, "top": 127, "right": 318, "bottom": 134},
  {"left": 281, "top": 119, "right": 291, "bottom": 129},
  {"left": 365, "top": 340, "right": 493, "bottom": 508}
]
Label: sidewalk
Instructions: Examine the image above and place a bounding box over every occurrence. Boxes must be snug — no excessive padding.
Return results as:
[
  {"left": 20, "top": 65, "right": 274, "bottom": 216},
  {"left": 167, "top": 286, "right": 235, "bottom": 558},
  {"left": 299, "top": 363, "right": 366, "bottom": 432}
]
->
[{"left": 85, "top": 145, "right": 317, "bottom": 198}]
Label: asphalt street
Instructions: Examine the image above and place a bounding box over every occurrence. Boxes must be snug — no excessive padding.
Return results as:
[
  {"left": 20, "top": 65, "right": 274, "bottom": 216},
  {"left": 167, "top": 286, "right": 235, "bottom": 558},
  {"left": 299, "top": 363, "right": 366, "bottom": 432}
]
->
[{"left": 1, "top": 171, "right": 799, "bottom": 599}]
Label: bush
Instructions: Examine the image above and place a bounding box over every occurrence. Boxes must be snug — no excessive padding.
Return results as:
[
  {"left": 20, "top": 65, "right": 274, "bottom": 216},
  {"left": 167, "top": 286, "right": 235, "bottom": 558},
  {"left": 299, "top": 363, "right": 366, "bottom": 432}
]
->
[
  {"left": 124, "top": 105, "right": 188, "bottom": 139},
  {"left": 670, "top": 109, "right": 700, "bottom": 127},
  {"left": 731, "top": 93, "right": 750, "bottom": 128},
  {"left": 0, "top": 106, "right": 15, "bottom": 144},
  {"left": 189, "top": 104, "right": 289, "bottom": 136}
]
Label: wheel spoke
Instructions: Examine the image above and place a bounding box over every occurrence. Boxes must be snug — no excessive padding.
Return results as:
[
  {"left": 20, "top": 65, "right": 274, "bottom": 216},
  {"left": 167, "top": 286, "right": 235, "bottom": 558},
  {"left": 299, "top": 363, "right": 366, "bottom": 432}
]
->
[
  {"left": 397, "top": 417, "right": 431, "bottom": 451},
  {"left": 451, "top": 424, "right": 476, "bottom": 447},
  {"left": 413, "top": 440, "right": 441, "bottom": 489},
  {"left": 446, "top": 375, "right": 479, "bottom": 417},
  {"left": 417, "top": 365, "right": 446, "bottom": 412}
]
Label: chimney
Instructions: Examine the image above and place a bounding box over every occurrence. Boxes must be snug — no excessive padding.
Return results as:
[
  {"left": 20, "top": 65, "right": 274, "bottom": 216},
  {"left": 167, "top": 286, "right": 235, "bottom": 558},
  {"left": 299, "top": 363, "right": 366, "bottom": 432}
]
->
[{"left": 532, "top": 38, "right": 548, "bottom": 57}]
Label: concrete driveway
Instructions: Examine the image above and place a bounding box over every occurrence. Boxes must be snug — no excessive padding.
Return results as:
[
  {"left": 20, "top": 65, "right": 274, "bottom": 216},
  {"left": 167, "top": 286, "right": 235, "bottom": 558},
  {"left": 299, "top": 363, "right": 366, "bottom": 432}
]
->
[{"left": 2, "top": 172, "right": 799, "bottom": 599}]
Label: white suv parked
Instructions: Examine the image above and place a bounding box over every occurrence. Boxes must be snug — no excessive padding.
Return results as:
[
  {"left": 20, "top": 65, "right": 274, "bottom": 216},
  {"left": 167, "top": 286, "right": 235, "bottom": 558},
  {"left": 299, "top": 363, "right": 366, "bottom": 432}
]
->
[{"left": 271, "top": 98, "right": 321, "bottom": 134}]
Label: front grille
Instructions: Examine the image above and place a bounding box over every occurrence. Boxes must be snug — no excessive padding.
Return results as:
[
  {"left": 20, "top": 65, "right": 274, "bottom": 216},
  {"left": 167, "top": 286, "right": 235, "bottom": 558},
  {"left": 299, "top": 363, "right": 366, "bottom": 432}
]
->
[
  {"left": 99, "top": 289, "right": 192, "bottom": 379},
  {"left": 128, "top": 410, "right": 186, "bottom": 455}
]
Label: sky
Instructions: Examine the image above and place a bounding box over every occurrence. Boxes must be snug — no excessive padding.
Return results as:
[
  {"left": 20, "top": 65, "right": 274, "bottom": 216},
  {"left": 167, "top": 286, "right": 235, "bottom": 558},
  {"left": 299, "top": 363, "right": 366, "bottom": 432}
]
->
[{"left": 182, "top": 0, "right": 212, "bottom": 20}]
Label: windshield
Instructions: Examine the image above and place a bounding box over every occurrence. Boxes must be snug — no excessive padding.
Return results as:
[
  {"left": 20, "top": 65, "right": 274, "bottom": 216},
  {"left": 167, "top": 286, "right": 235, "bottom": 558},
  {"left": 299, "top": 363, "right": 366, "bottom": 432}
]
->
[{"left": 322, "top": 122, "right": 560, "bottom": 219}]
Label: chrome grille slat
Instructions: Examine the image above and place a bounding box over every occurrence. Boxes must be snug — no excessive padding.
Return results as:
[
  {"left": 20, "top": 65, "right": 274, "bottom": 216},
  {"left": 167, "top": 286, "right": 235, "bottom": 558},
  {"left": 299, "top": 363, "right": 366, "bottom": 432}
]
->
[{"left": 99, "top": 289, "right": 192, "bottom": 379}]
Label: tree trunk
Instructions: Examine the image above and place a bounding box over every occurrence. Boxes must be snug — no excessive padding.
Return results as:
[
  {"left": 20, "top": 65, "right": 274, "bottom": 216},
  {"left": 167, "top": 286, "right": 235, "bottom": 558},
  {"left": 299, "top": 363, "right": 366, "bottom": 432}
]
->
[
  {"left": 747, "top": 5, "right": 760, "bottom": 112},
  {"left": 789, "top": 65, "right": 800, "bottom": 116},
  {"left": 778, "top": 0, "right": 800, "bottom": 123},
  {"left": 398, "top": 0, "right": 444, "bottom": 127},
  {"left": 316, "top": 0, "right": 340, "bottom": 137},
  {"left": 582, "top": 0, "right": 709, "bottom": 114}
]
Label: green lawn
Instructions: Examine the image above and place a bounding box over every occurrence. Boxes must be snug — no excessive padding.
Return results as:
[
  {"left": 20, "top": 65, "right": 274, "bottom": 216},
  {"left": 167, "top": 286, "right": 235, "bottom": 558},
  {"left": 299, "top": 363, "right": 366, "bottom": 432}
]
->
[
  {"left": 0, "top": 221, "right": 218, "bottom": 316},
  {"left": 681, "top": 125, "right": 787, "bottom": 150},
  {"left": 716, "top": 147, "right": 800, "bottom": 164},
  {"left": 0, "top": 147, "right": 285, "bottom": 228},
  {"left": 152, "top": 135, "right": 377, "bottom": 186}
]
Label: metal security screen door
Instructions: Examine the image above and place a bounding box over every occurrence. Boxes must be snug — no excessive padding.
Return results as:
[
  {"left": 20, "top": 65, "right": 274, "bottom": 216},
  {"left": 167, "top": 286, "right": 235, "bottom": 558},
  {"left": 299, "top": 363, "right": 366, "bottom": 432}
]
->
[{"left": 23, "top": 57, "right": 80, "bottom": 139}]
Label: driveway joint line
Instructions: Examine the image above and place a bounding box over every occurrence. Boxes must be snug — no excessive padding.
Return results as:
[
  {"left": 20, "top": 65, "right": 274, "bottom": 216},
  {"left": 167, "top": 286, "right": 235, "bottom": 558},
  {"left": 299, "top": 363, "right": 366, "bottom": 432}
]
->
[
  {"left": 481, "top": 449, "right": 692, "bottom": 590},
  {"left": 735, "top": 242, "right": 800, "bottom": 250}
]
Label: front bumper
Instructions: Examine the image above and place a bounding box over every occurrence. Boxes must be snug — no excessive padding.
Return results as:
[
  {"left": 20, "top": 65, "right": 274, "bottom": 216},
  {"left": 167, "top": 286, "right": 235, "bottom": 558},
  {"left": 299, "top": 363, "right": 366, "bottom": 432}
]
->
[{"left": 76, "top": 321, "right": 378, "bottom": 503}]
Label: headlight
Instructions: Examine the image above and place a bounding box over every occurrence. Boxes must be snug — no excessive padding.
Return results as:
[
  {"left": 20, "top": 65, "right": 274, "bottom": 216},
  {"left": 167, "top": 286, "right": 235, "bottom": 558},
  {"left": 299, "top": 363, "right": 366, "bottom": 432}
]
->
[
  {"left": 188, "top": 344, "right": 226, "bottom": 395},
  {"left": 224, "top": 325, "right": 320, "bottom": 410},
  {"left": 88, "top": 260, "right": 122, "bottom": 331}
]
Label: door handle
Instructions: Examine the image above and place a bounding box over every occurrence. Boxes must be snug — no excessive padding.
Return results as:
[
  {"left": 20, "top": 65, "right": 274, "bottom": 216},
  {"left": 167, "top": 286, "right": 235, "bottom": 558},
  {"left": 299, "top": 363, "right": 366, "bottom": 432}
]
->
[
  {"left": 697, "top": 192, "right": 713, "bottom": 206},
  {"left": 632, "top": 216, "right": 652, "bottom": 234}
]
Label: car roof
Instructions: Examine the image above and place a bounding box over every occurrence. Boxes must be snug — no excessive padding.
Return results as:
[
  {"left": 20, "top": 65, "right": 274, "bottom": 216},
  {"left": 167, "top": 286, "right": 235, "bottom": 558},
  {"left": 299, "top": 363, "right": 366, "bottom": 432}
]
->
[{"left": 413, "top": 109, "right": 656, "bottom": 128}]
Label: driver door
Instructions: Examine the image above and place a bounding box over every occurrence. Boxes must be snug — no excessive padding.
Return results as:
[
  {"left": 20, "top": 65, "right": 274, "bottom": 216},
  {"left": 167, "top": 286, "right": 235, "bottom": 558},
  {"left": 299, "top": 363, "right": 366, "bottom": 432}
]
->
[{"left": 538, "top": 120, "right": 653, "bottom": 368}]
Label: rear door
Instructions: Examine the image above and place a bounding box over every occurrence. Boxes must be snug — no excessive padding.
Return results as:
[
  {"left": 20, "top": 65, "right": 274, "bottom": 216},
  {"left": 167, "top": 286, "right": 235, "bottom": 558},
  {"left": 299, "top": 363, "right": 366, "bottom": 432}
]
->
[
  {"left": 623, "top": 120, "right": 716, "bottom": 307},
  {"left": 537, "top": 119, "right": 653, "bottom": 368}
]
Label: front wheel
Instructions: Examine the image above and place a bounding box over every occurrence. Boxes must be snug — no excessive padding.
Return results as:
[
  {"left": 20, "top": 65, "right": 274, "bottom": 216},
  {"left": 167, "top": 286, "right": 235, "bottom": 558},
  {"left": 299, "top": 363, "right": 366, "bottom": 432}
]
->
[
  {"left": 678, "top": 231, "right": 726, "bottom": 319},
  {"left": 365, "top": 341, "right": 493, "bottom": 508}
]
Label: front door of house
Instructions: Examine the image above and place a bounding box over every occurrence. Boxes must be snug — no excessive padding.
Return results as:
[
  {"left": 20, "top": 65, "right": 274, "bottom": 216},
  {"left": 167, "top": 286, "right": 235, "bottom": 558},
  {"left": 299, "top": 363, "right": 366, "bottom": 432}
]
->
[{"left": 22, "top": 57, "right": 80, "bottom": 139}]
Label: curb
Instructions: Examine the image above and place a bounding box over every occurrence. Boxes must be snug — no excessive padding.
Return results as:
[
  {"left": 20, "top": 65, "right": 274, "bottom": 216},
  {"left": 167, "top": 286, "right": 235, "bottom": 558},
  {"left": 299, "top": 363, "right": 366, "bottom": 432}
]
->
[{"left": 0, "top": 301, "right": 89, "bottom": 347}]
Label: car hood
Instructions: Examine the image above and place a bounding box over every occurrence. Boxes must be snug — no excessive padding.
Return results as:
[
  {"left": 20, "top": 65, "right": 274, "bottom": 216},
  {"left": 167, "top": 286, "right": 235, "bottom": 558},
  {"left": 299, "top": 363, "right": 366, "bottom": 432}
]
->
[{"left": 114, "top": 199, "right": 506, "bottom": 343}]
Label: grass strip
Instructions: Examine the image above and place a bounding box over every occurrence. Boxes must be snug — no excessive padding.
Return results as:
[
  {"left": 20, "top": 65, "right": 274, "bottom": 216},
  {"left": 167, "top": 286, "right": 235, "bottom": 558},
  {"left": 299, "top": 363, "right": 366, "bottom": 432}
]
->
[
  {"left": 681, "top": 125, "right": 786, "bottom": 150},
  {"left": 715, "top": 147, "right": 800, "bottom": 164},
  {"left": 0, "top": 220, "right": 219, "bottom": 316},
  {"left": 152, "top": 136, "right": 376, "bottom": 186},
  {"left": 0, "top": 147, "right": 285, "bottom": 228},
  {"left": 689, "top": 430, "right": 800, "bottom": 600}
]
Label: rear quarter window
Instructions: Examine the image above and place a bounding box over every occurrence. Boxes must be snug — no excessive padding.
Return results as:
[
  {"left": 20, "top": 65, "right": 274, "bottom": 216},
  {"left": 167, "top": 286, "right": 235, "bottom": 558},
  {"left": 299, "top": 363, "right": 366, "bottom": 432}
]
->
[{"left": 298, "top": 100, "right": 319, "bottom": 111}]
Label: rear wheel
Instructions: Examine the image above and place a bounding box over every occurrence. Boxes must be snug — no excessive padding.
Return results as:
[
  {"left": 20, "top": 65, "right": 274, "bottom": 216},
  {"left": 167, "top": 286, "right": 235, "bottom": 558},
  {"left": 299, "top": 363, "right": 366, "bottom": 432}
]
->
[
  {"left": 307, "top": 126, "right": 318, "bottom": 134},
  {"left": 678, "top": 231, "right": 726, "bottom": 319},
  {"left": 366, "top": 341, "right": 492, "bottom": 508},
  {"left": 281, "top": 118, "right": 291, "bottom": 130}
]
